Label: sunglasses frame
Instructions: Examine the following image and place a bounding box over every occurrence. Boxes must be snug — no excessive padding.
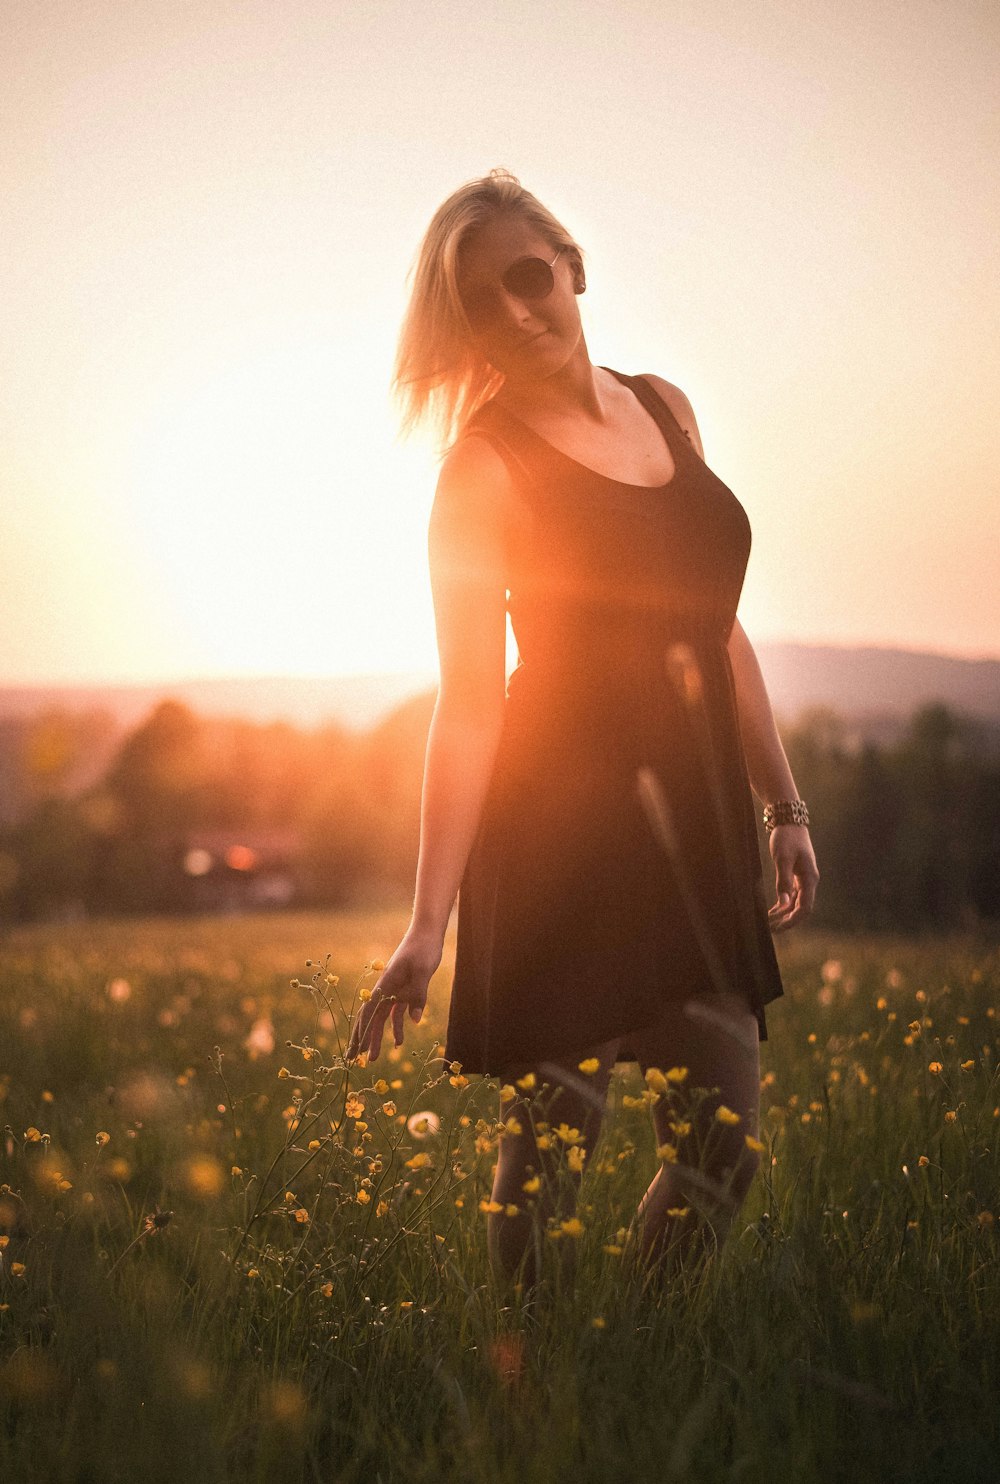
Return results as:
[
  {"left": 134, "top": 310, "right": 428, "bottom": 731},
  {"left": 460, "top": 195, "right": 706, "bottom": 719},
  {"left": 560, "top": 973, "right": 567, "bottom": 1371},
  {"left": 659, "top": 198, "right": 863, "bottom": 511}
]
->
[{"left": 460, "top": 247, "right": 565, "bottom": 328}]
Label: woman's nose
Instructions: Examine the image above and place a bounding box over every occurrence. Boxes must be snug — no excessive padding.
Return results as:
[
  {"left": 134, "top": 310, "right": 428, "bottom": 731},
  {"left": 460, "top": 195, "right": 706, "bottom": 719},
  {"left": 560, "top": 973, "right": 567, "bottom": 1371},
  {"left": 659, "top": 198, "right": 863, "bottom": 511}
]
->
[{"left": 495, "top": 289, "right": 534, "bottom": 330}]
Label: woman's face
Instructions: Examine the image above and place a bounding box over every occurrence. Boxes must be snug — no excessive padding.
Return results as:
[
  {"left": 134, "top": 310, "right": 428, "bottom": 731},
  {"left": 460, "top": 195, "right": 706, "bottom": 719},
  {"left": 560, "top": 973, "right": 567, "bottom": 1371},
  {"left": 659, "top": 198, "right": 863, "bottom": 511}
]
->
[{"left": 455, "top": 213, "right": 584, "bottom": 384}]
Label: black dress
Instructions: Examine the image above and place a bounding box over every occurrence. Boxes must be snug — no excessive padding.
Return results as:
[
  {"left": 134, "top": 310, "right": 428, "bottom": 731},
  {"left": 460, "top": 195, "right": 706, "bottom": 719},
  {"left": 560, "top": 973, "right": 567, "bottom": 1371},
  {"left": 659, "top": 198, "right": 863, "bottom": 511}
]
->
[{"left": 444, "top": 369, "right": 784, "bottom": 1076}]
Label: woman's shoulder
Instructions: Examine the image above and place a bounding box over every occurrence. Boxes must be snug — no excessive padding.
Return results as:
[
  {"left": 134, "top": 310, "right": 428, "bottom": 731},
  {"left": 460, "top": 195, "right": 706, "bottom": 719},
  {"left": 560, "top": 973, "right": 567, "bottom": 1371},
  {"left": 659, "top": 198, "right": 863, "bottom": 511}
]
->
[
  {"left": 431, "top": 410, "right": 528, "bottom": 556},
  {"left": 439, "top": 399, "right": 529, "bottom": 497},
  {"left": 439, "top": 415, "right": 514, "bottom": 492}
]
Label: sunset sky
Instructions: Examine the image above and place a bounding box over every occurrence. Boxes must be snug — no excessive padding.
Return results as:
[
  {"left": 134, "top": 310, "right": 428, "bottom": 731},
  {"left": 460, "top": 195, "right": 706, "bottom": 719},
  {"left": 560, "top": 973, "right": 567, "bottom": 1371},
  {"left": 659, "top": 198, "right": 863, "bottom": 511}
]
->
[{"left": 3, "top": 0, "right": 998, "bottom": 685}]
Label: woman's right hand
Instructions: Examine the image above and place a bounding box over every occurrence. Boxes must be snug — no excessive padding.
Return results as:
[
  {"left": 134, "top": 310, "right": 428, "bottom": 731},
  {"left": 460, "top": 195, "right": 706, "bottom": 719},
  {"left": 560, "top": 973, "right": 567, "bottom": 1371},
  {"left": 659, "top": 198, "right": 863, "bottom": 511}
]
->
[{"left": 345, "top": 927, "right": 444, "bottom": 1065}]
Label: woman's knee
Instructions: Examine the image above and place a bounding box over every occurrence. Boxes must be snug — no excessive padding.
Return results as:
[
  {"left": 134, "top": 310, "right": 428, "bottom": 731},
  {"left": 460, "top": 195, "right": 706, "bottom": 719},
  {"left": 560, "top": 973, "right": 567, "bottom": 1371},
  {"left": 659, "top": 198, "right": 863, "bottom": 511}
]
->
[{"left": 491, "top": 1039, "right": 619, "bottom": 1193}]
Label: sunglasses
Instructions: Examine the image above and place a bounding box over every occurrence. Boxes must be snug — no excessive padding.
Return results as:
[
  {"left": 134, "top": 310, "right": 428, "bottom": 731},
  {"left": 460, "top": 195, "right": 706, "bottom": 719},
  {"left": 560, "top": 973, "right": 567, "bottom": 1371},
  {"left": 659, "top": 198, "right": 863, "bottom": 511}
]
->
[{"left": 459, "top": 247, "right": 564, "bottom": 328}]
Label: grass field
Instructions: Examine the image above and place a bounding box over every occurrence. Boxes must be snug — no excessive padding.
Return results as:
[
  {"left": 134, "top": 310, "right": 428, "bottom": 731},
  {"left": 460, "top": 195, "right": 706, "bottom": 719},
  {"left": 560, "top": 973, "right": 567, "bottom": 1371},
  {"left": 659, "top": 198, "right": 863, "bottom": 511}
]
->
[{"left": 0, "top": 908, "right": 998, "bottom": 1483}]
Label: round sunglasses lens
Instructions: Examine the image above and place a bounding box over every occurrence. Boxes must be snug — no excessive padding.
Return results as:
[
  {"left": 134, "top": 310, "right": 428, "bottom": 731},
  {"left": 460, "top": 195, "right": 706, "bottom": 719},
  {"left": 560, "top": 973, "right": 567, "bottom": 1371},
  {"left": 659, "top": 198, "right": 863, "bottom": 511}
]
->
[{"left": 502, "top": 257, "right": 555, "bottom": 299}]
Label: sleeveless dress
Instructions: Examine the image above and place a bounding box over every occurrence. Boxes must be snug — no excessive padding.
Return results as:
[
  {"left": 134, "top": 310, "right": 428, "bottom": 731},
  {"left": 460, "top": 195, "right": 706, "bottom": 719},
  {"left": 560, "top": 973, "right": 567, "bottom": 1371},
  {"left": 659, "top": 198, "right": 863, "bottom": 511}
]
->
[{"left": 444, "top": 368, "right": 785, "bottom": 1076}]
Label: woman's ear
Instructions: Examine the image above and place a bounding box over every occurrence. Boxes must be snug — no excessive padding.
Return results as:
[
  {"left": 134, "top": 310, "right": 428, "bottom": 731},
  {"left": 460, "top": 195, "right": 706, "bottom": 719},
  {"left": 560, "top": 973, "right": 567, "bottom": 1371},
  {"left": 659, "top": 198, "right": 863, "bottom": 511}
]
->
[{"left": 571, "top": 255, "right": 586, "bottom": 294}]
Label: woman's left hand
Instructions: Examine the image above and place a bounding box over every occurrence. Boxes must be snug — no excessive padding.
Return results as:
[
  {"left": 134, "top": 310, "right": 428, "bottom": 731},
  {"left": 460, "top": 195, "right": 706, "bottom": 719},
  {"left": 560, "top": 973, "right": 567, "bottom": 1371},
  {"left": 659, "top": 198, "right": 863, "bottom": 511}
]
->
[{"left": 767, "top": 824, "right": 819, "bottom": 932}]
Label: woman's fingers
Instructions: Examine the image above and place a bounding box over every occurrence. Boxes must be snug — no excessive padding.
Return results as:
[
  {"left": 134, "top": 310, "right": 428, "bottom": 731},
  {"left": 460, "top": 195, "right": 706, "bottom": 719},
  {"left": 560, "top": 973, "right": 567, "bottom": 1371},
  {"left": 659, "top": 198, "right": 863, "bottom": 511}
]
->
[
  {"left": 345, "top": 938, "right": 435, "bottom": 1062},
  {"left": 767, "top": 827, "right": 819, "bottom": 933},
  {"left": 769, "top": 851, "right": 819, "bottom": 932},
  {"left": 348, "top": 978, "right": 393, "bottom": 1061}
]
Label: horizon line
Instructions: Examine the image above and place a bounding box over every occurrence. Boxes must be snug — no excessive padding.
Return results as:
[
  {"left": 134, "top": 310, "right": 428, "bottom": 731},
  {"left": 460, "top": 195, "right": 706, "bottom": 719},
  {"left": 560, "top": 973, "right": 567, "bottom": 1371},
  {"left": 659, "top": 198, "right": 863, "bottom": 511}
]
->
[{"left": 2, "top": 635, "right": 1000, "bottom": 690}]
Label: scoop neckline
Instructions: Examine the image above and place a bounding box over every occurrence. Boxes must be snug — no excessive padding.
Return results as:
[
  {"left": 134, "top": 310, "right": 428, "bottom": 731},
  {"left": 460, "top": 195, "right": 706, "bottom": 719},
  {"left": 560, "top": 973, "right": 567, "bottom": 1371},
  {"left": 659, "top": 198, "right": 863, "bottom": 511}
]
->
[{"left": 489, "top": 369, "right": 680, "bottom": 491}]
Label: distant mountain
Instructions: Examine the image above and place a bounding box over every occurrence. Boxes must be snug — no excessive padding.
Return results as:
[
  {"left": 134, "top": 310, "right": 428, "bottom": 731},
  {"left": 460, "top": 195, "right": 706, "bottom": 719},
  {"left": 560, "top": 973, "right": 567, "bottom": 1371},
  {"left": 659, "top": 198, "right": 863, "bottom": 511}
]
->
[
  {"left": 0, "top": 644, "right": 997, "bottom": 735},
  {"left": 755, "top": 643, "right": 1000, "bottom": 725}
]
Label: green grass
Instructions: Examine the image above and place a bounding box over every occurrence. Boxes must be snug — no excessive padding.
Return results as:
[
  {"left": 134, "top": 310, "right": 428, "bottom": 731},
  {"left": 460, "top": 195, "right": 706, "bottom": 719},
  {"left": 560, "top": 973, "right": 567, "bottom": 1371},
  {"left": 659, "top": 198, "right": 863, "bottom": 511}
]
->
[{"left": 1, "top": 909, "right": 998, "bottom": 1483}]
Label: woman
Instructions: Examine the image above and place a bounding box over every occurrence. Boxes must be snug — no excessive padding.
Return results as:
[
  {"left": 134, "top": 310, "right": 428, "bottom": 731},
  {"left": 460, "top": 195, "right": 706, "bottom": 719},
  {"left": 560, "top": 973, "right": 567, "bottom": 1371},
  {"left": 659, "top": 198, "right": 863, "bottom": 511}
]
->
[{"left": 347, "top": 170, "right": 818, "bottom": 1290}]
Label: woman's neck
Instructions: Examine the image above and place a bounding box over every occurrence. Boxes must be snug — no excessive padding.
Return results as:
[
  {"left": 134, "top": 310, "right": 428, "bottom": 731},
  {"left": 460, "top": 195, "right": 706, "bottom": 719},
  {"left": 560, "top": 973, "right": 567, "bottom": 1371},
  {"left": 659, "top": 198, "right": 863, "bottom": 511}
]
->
[{"left": 494, "top": 340, "right": 613, "bottom": 426}]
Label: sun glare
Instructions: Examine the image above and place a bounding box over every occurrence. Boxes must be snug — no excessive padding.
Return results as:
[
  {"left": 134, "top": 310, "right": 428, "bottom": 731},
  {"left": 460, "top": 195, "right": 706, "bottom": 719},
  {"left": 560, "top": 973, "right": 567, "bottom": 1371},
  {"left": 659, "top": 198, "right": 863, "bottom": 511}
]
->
[{"left": 121, "top": 331, "right": 439, "bottom": 677}]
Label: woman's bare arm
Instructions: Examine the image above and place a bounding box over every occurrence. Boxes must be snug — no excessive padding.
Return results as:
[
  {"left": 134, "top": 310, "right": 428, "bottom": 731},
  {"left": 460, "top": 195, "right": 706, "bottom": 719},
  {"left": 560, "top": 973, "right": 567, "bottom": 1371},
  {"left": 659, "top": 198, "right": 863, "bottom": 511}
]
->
[
  {"left": 726, "top": 617, "right": 819, "bottom": 929},
  {"left": 347, "top": 433, "right": 518, "bottom": 1060},
  {"left": 725, "top": 617, "right": 799, "bottom": 804},
  {"left": 410, "top": 435, "right": 517, "bottom": 941}
]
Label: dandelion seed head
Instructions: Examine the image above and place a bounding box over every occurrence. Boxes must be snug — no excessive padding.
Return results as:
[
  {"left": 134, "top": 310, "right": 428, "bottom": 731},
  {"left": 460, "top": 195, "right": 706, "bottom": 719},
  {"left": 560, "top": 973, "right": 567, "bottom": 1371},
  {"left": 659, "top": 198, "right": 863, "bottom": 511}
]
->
[{"left": 406, "top": 1111, "right": 440, "bottom": 1139}]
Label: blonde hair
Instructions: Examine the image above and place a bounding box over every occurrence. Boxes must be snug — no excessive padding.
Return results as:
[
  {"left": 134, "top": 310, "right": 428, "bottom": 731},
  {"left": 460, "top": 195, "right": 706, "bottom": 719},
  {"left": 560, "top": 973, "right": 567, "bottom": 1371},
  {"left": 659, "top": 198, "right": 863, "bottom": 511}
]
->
[{"left": 392, "top": 169, "right": 584, "bottom": 450}]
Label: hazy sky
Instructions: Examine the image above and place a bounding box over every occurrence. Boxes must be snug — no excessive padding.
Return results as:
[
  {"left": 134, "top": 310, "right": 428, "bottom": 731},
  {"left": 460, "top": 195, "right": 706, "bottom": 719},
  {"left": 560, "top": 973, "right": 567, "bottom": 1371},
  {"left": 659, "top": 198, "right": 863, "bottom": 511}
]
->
[{"left": 3, "top": 0, "right": 998, "bottom": 684}]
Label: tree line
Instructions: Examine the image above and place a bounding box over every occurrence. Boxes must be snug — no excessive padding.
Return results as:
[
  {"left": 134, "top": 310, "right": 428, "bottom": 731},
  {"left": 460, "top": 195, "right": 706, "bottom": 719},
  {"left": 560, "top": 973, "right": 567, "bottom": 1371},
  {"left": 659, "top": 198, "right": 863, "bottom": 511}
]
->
[{"left": 0, "top": 694, "right": 997, "bottom": 931}]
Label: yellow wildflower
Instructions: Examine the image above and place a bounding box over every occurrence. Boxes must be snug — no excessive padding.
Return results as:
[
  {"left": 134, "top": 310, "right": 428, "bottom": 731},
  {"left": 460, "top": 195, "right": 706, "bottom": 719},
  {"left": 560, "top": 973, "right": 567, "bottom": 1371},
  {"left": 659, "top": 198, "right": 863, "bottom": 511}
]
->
[
  {"left": 499, "top": 1084, "right": 517, "bottom": 1102},
  {"left": 23, "top": 1127, "right": 42, "bottom": 1143},
  {"left": 96, "top": 1131, "right": 110, "bottom": 1147},
  {"left": 566, "top": 1145, "right": 586, "bottom": 1173},
  {"left": 320, "top": 1282, "right": 334, "bottom": 1297},
  {"left": 554, "top": 1122, "right": 583, "bottom": 1145},
  {"left": 516, "top": 1072, "right": 537, "bottom": 1090},
  {"left": 358, "top": 988, "right": 373, "bottom": 1002},
  {"left": 928, "top": 1062, "right": 943, "bottom": 1075},
  {"left": 559, "top": 1217, "right": 584, "bottom": 1238},
  {"left": 356, "top": 1189, "right": 371, "bottom": 1205},
  {"left": 918, "top": 1155, "right": 930, "bottom": 1168},
  {"left": 371, "top": 959, "right": 385, "bottom": 971},
  {"left": 666, "top": 1066, "right": 689, "bottom": 1084},
  {"left": 745, "top": 1134, "right": 765, "bottom": 1153},
  {"left": 376, "top": 1199, "right": 389, "bottom": 1218},
  {"left": 603, "top": 1243, "right": 623, "bottom": 1256},
  {"left": 961, "top": 1060, "right": 975, "bottom": 1072},
  {"left": 944, "top": 1110, "right": 958, "bottom": 1123},
  {"left": 345, "top": 1095, "right": 365, "bottom": 1118},
  {"left": 479, "top": 1198, "right": 503, "bottom": 1214},
  {"left": 405, "top": 1152, "right": 432, "bottom": 1170},
  {"left": 644, "top": 1068, "right": 668, "bottom": 1094},
  {"left": 656, "top": 1142, "right": 679, "bottom": 1163},
  {"left": 666, "top": 1206, "right": 691, "bottom": 1219},
  {"left": 10, "top": 1263, "right": 25, "bottom": 1277},
  {"left": 715, "top": 1105, "right": 741, "bottom": 1125},
  {"left": 578, "top": 1058, "right": 600, "bottom": 1076},
  {"left": 592, "top": 1316, "right": 606, "bottom": 1329},
  {"left": 504, "top": 1203, "right": 520, "bottom": 1218},
  {"left": 522, "top": 1175, "right": 541, "bottom": 1194},
  {"left": 294, "top": 1208, "right": 309, "bottom": 1224}
]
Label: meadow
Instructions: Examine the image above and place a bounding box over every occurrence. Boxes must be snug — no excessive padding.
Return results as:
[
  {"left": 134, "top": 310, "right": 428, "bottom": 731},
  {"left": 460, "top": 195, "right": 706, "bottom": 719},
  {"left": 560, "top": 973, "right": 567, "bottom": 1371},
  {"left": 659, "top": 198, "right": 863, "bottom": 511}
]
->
[{"left": 0, "top": 908, "right": 997, "bottom": 1483}]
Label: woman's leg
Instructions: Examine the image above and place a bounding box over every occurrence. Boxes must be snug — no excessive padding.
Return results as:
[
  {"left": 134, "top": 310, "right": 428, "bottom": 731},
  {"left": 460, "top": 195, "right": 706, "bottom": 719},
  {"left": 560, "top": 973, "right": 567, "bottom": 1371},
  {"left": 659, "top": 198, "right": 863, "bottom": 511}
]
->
[
  {"left": 626, "top": 989, "right": 761, "bottom": 1283},
  {"left": 487, "top": 1034, "right": 621, "bottom": 1294}
]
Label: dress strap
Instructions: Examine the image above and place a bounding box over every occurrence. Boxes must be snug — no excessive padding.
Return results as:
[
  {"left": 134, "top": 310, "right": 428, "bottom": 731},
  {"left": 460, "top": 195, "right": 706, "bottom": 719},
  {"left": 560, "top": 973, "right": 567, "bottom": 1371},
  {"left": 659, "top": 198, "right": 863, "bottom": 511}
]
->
[
  {"left": 605, "top": 368, "right": 695, "bottom": 447},
  {"left": 461, "top": 404, "right": 537, "bottom": 489}
]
